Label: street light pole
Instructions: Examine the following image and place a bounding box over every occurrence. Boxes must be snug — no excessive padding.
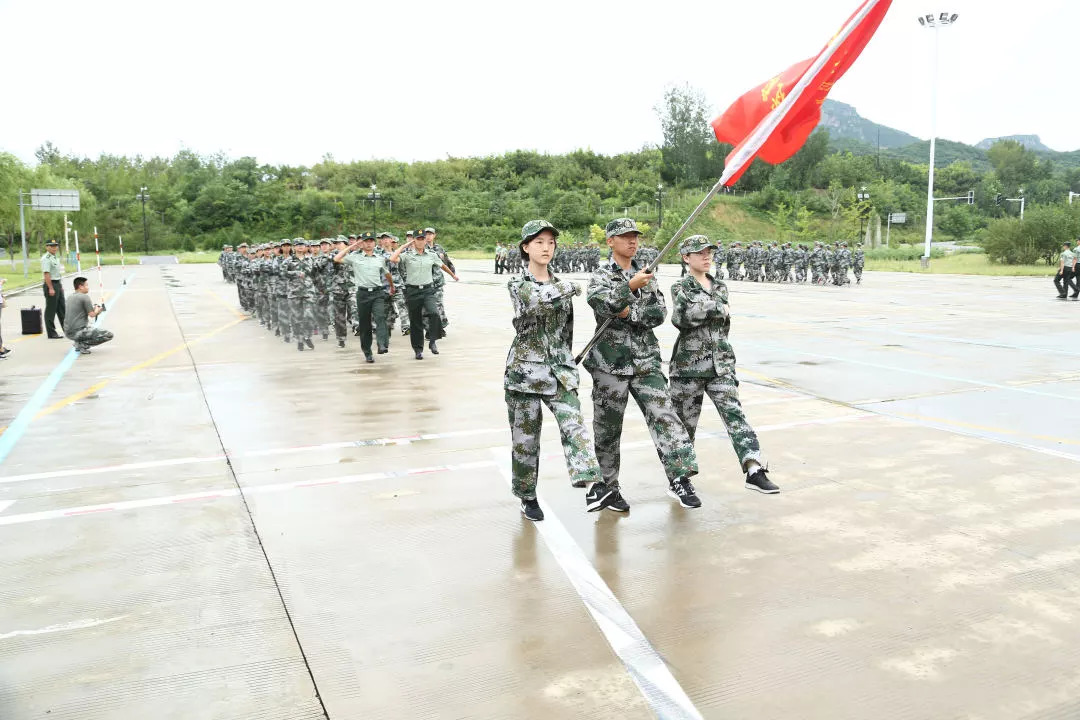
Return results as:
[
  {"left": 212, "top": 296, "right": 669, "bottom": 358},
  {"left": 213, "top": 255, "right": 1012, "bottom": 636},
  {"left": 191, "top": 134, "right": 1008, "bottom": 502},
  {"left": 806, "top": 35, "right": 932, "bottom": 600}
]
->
[
  {"left": 918, "top": 12, "right": 958, "bottom": 262},
  {"left": 136, "top": 186, "right": 150, "bottom": 254},
  {"left": 367, "top": 184, "right": 381, "bottom": 235},
  {"left": 656, "top": 183, "right": 664, "bottom": 228}
]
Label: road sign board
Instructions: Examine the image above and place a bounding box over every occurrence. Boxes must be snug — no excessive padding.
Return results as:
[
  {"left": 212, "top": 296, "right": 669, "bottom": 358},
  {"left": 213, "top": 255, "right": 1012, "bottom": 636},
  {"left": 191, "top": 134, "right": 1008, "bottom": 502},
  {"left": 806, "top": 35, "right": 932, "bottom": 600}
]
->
[
  {"left": 31, "top": 189, "right": 80, "bottom": 211},
  {"left": 889, "top": 213, "right": 907, "bottom": 224}
]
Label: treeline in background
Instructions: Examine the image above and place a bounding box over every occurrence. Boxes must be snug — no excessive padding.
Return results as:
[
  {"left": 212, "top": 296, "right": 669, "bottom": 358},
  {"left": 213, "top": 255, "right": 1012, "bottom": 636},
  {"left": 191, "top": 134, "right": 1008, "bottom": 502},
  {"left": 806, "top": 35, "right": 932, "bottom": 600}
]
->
[{"left": 2, "top": 88, "right": 1078, "bottom": 266}]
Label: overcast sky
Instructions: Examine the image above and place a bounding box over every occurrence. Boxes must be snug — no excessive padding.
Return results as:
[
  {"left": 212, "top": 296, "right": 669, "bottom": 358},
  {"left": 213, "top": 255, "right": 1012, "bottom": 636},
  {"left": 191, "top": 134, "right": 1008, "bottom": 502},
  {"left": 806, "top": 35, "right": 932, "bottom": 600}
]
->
[{"left": 2, "top": 0, "right": 1075, "bottom": 167}]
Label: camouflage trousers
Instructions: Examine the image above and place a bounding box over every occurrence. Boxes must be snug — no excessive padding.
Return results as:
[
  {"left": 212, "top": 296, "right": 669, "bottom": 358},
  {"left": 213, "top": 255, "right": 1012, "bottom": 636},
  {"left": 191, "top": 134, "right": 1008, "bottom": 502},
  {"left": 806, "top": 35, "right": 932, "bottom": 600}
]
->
[
  {"left": 331, "top": 293, "right": 349, "bottom": 341},
  {"left": 289, "top": 297, "right": 315, "bottom": 341},
  {"left": 505, "top": 386, "right": 602, "bottom": 500},
  {"left": 435, "top": 288, "right": 448, "bottom": 328},
  {"left": 71, "top": 326, "right": 114, "bottom": 351},
  {"left": 854, "top": 265, "right": 863, "bottom": 283},
  {"left": 589, "top": 370, "right": 698, "bottom": 486},
  {"left": 670, "top": 371, "right": 763, "bottom": 473},
  {"left": 274, "top": 296, "right": 291, "bottom": 339},
  {"left": 313, "top": 293, "right": 330, "bottom": 336},
  {"left": 392, "top": 290, "right": 409, "bottom": 333}
]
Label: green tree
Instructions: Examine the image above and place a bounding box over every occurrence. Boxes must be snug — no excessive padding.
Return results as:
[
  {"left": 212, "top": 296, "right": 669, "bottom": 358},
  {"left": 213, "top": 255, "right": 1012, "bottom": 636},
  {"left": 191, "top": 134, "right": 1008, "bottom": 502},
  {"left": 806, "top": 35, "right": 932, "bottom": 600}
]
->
[
  {"left": 656, "top": 85, "right": 714, "bottom": 185},
  {"left": 937, "top": 204, "right": 976, "bottom": 242}
]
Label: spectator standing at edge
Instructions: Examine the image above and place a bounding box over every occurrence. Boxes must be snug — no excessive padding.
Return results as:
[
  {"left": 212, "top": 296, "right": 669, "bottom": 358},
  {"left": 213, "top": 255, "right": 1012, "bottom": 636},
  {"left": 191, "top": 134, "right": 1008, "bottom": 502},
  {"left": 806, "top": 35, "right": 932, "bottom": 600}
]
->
[
  {"left": 41, "top": 239, "right": 65, "bottom": 338},
  {"left": 1055, "top": 241, "right": 1076, "bottom": 300}
]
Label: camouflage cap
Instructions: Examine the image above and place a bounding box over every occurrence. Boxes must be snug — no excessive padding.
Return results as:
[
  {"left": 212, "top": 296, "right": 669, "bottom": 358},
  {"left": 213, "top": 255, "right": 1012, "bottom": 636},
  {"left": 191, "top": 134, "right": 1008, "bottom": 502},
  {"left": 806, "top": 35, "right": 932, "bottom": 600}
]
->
[
  {"left": 280, "top": 238, "right": 292, "bottom": 245},
  {"left": 377, "top": 232, "right": 391, "bottom": 239},
  {"left": 423, "top": 226, "right": 436, "bottom": 235},
  {"left": 319, "top": 238, "right": 331, "bottom": 245},
  {"left": 222, "top": 244, "right": 233, "bottom": 250},
  {"left": 405, "top": 230, "right": 414, "bottom": 237},
  {"left": 678, "top": 235, "right": 716, "bottom": 255},
  {"left": 605, "top": 217, "right": 641, "bottom": 239},
  {"left": 521, "top": 219, "right": 559, "bottom": 242},
  {"left": 237, "top": 242, "right": 248, "bottom": 248}
]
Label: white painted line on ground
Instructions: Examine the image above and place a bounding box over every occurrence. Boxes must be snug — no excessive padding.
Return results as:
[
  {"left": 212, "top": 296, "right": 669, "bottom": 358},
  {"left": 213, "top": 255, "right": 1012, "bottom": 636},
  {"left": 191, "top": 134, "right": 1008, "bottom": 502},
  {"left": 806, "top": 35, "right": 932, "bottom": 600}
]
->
[
  {"left": 490, "top": 447, "right": 703, "bottom": 720},
  {"left": 0, "top": 615, "right": 127, "bottom": 641},
  {"left": 0, "top": 414, "right": 873, "bottom": 528},
  {"left": 0, "top": 392, "right": 814, "bottom": 486},
  {"left": 0, "top": 500, "right": 14, "bottom": 514}
]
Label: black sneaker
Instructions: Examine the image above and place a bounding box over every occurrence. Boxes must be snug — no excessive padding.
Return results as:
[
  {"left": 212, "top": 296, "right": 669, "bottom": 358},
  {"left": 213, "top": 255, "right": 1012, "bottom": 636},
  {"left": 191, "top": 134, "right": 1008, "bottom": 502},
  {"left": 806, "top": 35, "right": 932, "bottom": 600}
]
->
[
  {"left": 305, "top": 338, "right": 315, "bottom": 349},
  {"left": 403, "top": 328, "right": 410, "bottom": 336},
  {"left": 338, "top": 339, "right": 345, "bottom": 348},
  {"left": 606, "top": 489, "right": 630, "bottom": 512},
  {"left": 520, "top": 498, "right": 544, "bottom": 522},
  {"left": 571, "top": 478, "right": 589, "bottom": 488},
  {"left": 275, "top": 328, "right": 281, "bottom": 337},
  {"left": 297, "top": 341, "right": 304, "bottom": 351},
  {"left": 585, "top": 481, "right": 615, "bottom": 512},
  {"left": 428, "top": 341, "right": 439, "bottom": 355},
  {"left": 377, "top": 346, "right": 388, "bottom": 354},
  {"left": 667, "top": 478, "right": 701, "bottom": 508},
  {"left": 745, "top": 468, "right": 780, "bottom": 494},
  {"left": 354, "top": 328, "right": 361, "bottom": 336},
  {"left": 322, "top": 333, "right": 329, "bottom": 341},
  {"left": 364, "top": 353, "right": 374, "bottom": 363},
  {"left": 415, "top": 351, "right": 423, "bottom": 360}
]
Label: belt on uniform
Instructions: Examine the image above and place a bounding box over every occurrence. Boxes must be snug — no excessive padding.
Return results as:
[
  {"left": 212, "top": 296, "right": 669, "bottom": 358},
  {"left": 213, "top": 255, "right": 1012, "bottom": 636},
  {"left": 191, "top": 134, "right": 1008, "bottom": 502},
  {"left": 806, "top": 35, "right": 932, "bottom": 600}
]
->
[
  {"left": 407, "top": 283, "right": 431, "bottom": 290},
  {"left": 358, "top": 286, "right": 385, "bottom": 292}
]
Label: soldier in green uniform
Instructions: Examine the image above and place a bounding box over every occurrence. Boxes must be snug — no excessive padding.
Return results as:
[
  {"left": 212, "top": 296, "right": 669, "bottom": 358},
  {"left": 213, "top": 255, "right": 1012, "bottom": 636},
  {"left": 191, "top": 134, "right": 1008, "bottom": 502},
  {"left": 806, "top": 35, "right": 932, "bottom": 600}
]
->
[
  {"left": 335, "top": 234, "right": 394, "bottom": 363},
  {"left": 504, "top": 220, "right": 605, "bottom": 520},
  {"left": 669, "top": 236, "right": 779, "bottom": 498},
  {"left": 584, "top": 217, "right": 700, "bottom": 511},
  {"left": 40, "top": 240, "right": 66, "bottom": 338},
  {"left": 389, "top": 230, "right": 458, "bottom": 360}
]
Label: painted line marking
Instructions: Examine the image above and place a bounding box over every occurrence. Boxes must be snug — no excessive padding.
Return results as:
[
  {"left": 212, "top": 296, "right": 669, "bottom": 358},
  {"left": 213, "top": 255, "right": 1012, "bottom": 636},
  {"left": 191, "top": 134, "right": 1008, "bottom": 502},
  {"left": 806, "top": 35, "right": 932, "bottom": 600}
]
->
[
  {"left": 0, "top": 500, "right": 15, "bottom": 514},
  {"left": 489, "top": 448, "right": 703, "bottom": 720},
  {"left": 0, "top": 615, "right": 127, "bottom": 641},
  {"left": 0, "top": 274, "right": 134, "bottom": 466},
  {"left": 0, "top": 414, "right": 872, "bottom": 528}
]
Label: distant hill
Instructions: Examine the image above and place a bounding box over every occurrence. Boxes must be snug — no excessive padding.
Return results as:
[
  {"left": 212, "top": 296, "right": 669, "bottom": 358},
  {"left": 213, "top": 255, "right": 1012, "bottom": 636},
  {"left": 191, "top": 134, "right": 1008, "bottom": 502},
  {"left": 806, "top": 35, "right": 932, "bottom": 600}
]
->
[
  {"left": 976, "top": 135, "right": 1052, "bottom": 152},
  {"left": 818, "top": 102, "right": 1080, "bottom": 170},
  {"left": 819, "top": 100, "right": 920, "bottom": 149}
]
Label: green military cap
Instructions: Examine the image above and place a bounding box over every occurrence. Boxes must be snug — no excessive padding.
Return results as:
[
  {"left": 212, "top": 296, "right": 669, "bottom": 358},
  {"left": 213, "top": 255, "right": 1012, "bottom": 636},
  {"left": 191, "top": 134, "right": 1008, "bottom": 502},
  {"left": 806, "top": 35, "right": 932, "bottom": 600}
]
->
[
  {"left": 521, "top": 219, "right": 559, "bottom": 242},
  {"left": 360, "top": 232, "right": 374, "bottom": 241},
  {"left": 605, "top": 217, "right": 641, "bottom": 238},
  {"left": 678, "top": 235, "right": 716, "bottom": 255},
  {"left": 412, "top": 229, "right": 424, "bottom": 237},
  {"left": 46, "top": 240, "right": 59, "bottom": 246}
]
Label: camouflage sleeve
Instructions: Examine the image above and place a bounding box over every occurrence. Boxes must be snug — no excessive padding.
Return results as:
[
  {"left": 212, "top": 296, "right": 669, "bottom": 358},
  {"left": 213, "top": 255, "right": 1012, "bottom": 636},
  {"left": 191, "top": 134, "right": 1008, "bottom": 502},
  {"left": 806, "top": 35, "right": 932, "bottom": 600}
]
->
[
  {"left": 629, "top": 281, "right": 667, "bottom": 329},
  {"left": 670, "top": 281, "right": 725, "bottom": 331},
  {"left": 509, "top": 279, "right": 578, "bottom": 320},
  {"left": 586, "top": 269, "right": 632, "bottom": 319}
]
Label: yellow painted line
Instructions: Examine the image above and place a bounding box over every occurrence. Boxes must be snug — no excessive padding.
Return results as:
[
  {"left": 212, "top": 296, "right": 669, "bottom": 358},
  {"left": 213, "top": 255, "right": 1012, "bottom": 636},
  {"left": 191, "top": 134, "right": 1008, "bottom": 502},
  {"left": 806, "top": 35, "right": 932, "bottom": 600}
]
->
[{"left": 0, "top": 316, "right": 245, "bottom": 435}]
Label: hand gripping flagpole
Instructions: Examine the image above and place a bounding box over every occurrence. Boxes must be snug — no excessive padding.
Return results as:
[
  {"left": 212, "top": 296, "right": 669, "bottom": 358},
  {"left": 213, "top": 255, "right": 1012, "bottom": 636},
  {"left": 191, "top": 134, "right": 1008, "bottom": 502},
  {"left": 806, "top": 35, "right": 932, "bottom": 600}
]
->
[{"left": 573, "top": 0, "right": 885, "bottom": 365}]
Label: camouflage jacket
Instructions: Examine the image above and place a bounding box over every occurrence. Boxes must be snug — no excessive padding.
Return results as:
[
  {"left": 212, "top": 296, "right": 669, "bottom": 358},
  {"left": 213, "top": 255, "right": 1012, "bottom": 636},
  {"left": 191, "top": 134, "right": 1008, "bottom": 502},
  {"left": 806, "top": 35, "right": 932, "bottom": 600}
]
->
[
  {"left": 307, "top": 254, "right": 333, "bottom": 294},
  {"left": 669, "top": 274, "right": 735, "bottom": 378},
  {"left": 853, "top": 249, "right": 865, "bottom": 268},
  {"left": 583, "top": 258, "right": 666, "bottom": 376},
  {"left": 329, "top": 253, "right": 354, "bottom": 295},
  {"left": 278, "top": 255, "right": 313, "bottom": 299},
  {"left": 503, "top": 270, "right": 581, "bottom": 394}
]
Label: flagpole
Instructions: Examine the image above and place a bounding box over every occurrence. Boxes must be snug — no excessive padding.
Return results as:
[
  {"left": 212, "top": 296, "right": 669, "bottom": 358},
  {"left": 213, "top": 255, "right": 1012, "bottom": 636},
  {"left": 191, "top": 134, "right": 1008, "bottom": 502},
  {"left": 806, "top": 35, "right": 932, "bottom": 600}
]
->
[{"left": 574, "top": 0, "right": 887, "bottom": 365}]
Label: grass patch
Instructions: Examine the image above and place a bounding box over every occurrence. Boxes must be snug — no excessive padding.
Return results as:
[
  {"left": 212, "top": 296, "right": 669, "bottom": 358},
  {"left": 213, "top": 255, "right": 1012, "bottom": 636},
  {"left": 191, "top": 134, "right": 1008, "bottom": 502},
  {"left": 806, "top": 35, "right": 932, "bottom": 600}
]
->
[{"left": 866, "top": 252, "right": 1050, "bottom": 276}]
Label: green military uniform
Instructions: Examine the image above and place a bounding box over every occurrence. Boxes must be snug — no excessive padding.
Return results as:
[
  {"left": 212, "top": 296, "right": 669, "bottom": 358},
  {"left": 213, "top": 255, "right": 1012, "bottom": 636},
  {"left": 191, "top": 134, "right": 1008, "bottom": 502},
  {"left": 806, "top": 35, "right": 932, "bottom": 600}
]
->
[
  {"left": 40, "top": 245, "right": 66, "bottom": 336},
  {"left": 398, "top": 245, "right": 444, "bottom": 355},
  {"left": 584, "top": 218, "right": 698, "bottom": 492},
  {"left": 344, "top": 244, "right": 391, "bottom": 357},
  {"left": 668, "top": 236, "right": 764, "bottom": 475}
]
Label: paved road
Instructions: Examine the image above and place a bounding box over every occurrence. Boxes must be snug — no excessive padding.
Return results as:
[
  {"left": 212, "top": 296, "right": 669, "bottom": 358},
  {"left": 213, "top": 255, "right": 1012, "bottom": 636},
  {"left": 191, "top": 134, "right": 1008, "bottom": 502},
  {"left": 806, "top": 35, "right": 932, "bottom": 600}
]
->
[{"left": 0, "top": 262, "right": 1077, "bottom": 719}]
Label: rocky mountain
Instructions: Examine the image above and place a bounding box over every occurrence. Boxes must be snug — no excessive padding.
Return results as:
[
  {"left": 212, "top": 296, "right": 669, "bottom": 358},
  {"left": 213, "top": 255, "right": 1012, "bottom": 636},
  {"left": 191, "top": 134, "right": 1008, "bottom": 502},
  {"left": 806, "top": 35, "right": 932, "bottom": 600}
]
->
[
  {"left": 818, "top": 100, "right": 920, "bottom": 149},
  {"left": 975, "top": 135, "right": 1052, "bottom": 152}
]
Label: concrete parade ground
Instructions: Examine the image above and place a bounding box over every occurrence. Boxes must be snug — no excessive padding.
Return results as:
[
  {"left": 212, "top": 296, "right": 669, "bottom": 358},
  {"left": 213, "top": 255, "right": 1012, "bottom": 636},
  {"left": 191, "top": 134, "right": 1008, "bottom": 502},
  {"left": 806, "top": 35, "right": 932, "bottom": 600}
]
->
[{"left": 1, "top": 259, "right": 1079, "bottom": 720}]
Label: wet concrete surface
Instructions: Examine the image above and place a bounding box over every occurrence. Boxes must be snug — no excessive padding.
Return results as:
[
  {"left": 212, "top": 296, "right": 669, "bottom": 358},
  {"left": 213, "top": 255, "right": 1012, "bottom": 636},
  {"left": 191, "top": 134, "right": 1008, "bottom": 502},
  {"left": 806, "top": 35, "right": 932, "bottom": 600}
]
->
[{"left": 0, "top": 262, "right": 1078, "bottom": 719}]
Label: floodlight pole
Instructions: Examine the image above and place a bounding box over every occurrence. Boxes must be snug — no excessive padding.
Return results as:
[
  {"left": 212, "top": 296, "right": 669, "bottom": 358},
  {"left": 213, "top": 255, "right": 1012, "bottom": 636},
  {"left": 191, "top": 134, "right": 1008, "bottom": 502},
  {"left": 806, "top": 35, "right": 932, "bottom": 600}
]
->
[
  {"left": 137, "top": 187, "right": 150, "bottom": 254},
  {"left": 18, "top": 190, "right": 28, "bottom": 278},
  {"left": 922, "top": 20, "right": 941, "bottom": 261}
]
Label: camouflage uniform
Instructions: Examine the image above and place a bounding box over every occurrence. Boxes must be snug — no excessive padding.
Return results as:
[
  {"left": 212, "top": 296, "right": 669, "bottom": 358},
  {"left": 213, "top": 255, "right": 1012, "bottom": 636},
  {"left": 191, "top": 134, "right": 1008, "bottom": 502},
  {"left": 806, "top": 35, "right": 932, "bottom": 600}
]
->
[
  {"left": 282, "top": 241, "right": 315, "bottom": 344},
  {"left": 836, "top": 243, "right": 852, "bottom": 285},
  {"left": 218, "top": 246, "right": 234, "bottom": 282},
  {"left": 329, "top": 239, "right": 353, "bottom": 343},
  {"left": 668, "top": 236, "right": 763, "bottom": 473},
  {"left": 584, "top": 219, "right": 698, "bottom": 487},
  {"left": 309, "top": 244, "right": 333, "bottom": 339},
  {"left": 853, "top": 247, "right": 865, "bottom": 284},
  {"left": 505, "top": 260, "right": 602, "bottom": 500}
]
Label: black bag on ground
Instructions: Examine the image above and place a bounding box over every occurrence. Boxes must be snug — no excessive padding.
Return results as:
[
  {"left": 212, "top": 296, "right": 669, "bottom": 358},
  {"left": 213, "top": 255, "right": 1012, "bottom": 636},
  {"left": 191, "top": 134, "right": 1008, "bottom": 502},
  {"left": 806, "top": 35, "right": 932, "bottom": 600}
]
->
[{"left": 21, "top": 306, "right": 43, "bottom": 335}]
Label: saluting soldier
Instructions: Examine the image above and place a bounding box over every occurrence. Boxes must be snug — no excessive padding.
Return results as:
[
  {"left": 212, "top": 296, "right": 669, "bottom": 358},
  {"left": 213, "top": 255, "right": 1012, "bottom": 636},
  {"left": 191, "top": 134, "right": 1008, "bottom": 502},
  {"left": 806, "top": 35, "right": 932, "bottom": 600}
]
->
[
  {"left": 335, "top": 233, "right": 394, "bottom": 363},
  {"left": 669, "top": 235, "right": 779, "bottom": 501},
  {"left": 389, "top": 229, "right": 458, "bottom": 360}
]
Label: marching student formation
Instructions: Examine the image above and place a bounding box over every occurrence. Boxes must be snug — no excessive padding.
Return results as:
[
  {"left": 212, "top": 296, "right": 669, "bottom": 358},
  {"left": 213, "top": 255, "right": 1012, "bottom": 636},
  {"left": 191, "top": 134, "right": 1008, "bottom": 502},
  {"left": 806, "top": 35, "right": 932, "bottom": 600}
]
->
[{"left": 218, "top": 228, "right": 458, "bottom": 362}]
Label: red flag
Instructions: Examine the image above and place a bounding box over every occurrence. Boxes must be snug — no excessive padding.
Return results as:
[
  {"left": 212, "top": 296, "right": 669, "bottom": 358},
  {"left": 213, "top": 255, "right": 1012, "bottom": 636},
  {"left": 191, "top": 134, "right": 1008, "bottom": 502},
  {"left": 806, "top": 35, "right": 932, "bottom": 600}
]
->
[{"left": 712, "top": 0, "right": 893, "bottom": 186}]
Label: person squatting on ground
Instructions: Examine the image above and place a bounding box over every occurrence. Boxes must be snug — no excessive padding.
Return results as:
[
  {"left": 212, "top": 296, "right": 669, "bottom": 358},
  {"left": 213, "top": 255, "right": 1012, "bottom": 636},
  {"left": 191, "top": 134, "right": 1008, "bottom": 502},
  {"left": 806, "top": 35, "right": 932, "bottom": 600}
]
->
[
  {"left": 504, "top": 220, "right": 606, "bottom": 521},
  {"left": 583, "top": 217, "right": 700, "bottom": 511},
  {"left": 335, "top": 234, "right": 395, "bottom": 363},
  {"left": 41, "top": 239, "right": 66, "bottom": 339},
  {"left": 389, "top": 231, "right": 459, "bottom": 360},
  {"left": 64, "top": 276, "right": 113, "bottom": 355},
  {"left": 669, "top": 235, "right": 779, "bottom": 495},
  {"left": 1055, "top": 241, "right": 1078, "bottom": 299}
]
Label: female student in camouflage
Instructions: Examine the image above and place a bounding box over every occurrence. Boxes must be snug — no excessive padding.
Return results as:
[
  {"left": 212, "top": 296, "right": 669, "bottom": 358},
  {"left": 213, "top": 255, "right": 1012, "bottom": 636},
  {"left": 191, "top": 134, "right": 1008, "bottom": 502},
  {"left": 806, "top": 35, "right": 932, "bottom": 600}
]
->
[
  {"left": 669, "top": 235, "right": 779, "bottom": 495},
  {"left": 504, "top": 220, "right": 606, "bottom": 521}
]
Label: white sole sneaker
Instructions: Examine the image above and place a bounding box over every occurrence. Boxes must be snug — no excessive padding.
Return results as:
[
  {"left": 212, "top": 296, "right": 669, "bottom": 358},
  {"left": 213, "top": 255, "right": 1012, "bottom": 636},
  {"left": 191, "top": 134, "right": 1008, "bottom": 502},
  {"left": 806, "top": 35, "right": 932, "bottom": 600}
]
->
[{"left": 744, "top": 482, "right": 780, "bottom": 494}]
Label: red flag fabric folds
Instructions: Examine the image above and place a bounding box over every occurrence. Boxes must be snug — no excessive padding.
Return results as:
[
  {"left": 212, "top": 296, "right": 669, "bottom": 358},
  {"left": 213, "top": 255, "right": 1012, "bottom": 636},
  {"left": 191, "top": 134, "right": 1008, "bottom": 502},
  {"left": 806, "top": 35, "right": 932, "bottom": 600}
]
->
[{"left": 712, "top": 0, "right": 893, "bottom": 186}]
